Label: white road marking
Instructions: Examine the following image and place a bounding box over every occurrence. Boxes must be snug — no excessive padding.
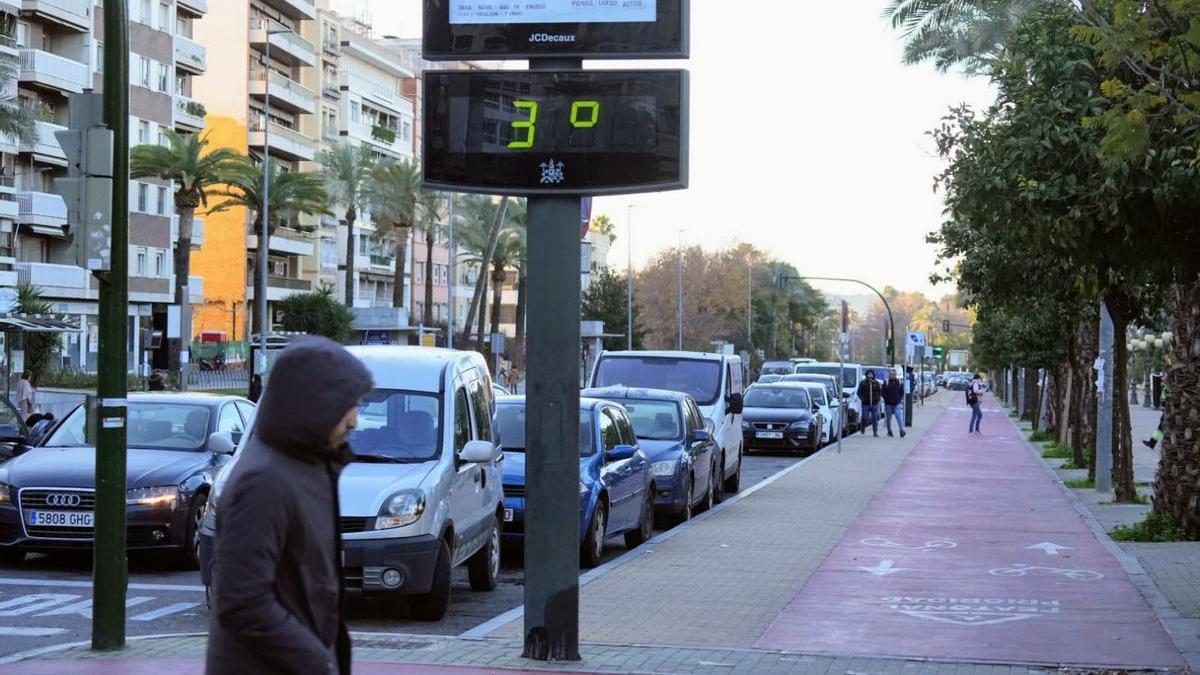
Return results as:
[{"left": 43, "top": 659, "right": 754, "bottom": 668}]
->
[
  {"left": 131, "top": 601, "right": 201, "bottom": 621},
  {"left": 860, "top": 536, "right": 957, "bottom": 552},
  {"left": 37, "top": 595, "right": 155, "bottom": 618},
  {"left": 0, "top": 594, "right": 79, "bottom": 616},
  {"left": 859, "top": 559, "right": 907, "bottom": 576},
  {"left": 0, "top": 627, "right": 67, "bottom": 637},
  {"left": 0, "top": 577, "right": 204, "bottom": 592},
  {"left": 883, "top": 596, "right": 1061, "bottom": 626},
  {"left": 1027, "top": 542, "right": 1071, "bottom": 555},
  {"left": 989, "top": 563, "right": 1102, "bottom": 581}
]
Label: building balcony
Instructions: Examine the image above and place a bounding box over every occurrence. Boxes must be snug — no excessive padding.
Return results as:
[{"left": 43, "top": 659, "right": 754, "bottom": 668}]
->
[
  {"left": 352, "top": 306, "right": 410, "bottom": 331},
  {"left": 21, "top": 0, "right": 90, "bottom": 32},
  {"left": 249, "top": 69, "right": 316, "bottom": 115},
  {"left": 171, "top": 215, "right": 205, "bottom": 248},
  {"left": 249, "top": 22, "right": 316, "bottom": 67},
  {"left": 176, "top": 0, "right": 206, "bottom": 16},
  {"left": 260, "top": 0, "right": 315, "bottom": 21},
  {"left": 0, "top": 194, "right": 18, "bottom": 220},
  {"left": 347, "top": 120, "right": 411, "bottom": 160},
  {"left": 174, "top": 35, "right": 207, "bottom": 74},
  {"left": 248, "top": 121, "right": 315, "bottom": 162},
  {"left": 15, "top": 261, "right": 88, "bottom": 293},
  {"left": 19, "top": 49, "right": 89, "bottom": 94},
  {"left": 16, "top": 190, "right": 66, "bottom": 228},
  {"left": 246, "top": 275, "right": 313, "bottom": 302},
  {"left": 174, "top": 95, "right": 205, "bottom": 132},
  {"left": 19, "top": 120, "right": 66, "bottom": 166},
  {"left": 246, "top": 231, "right": 313, "bottom": 257}
]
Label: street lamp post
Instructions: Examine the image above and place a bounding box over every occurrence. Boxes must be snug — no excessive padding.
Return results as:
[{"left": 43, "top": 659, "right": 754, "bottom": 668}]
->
[
  {"left": 625, "top": 204, "right": 639, "bottom": 350},
  {"left": 676, "top": 228, "right": 683, "bottom": 350},
  {"left": 256, "top": 23, "right": 293, "bottom": 377},
  {"left": 780, "top": 275, "right": 897, "bottom": 367}
]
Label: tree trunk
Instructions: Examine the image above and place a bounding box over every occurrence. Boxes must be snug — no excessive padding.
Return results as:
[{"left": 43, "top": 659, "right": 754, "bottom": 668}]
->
[
  {"left": 172, "top": 204, "right": 196, "bottom": 389},
  {"left": 1058, "top": 364, "right": 1073, "bottom": 447},
  {"left": 512, "top": 266, "right": 526, "bottom": 371},
  {"left": 344, "top": 205, "right": 357, "bottom": 308},
  {"left": 254, "top": 217, "right": 268, "bottom": 341},
  {"left": 391, "top": 225, "right": 409, "bottom": 311},
  {"left": 1154, "top": 274, "right": 1200, "bottom": 537},
  {"left": 489, "top": 264, "right": 505, "bottom": 337},
  {"left": 423, "top": 228, "right": 435, "bottom": 327},
  {"left": 1106, "top": 298, "right": 1136, "bottom": 502},
  {"left": 1073, "top": 317, "right": 1099, "bottom": 477},
  {"left": 1022, "top": 367, "right": 1039, "bottom": 423},
  {"left": 462, "top": 197, "right": 509, "bottom": 343},
  {"left": 475, "top": 272, "right": 488, "bottom": 350}
]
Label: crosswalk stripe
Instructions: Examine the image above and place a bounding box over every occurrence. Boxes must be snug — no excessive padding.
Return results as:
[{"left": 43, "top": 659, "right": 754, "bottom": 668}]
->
[
  {"left": 131, "top": 601, "right": 201, "bottom": 621},
  {"left": 0, "top": 627, "right": 68, "bottom": 636}
]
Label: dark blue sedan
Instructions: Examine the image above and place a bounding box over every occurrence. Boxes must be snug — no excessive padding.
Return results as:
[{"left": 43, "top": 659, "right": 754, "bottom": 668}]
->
[
  {"left": 582, "top": 386, "right": 718, "bottom": 525},
  {"left": 495, "top": 396, "right": 655, "bottom": 567}
]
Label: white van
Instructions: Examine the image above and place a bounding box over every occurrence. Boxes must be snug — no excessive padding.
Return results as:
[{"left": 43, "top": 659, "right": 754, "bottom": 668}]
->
[
  {"left": 200, "top": 347, "right": 504, "bottom": 622},
  {"left": 794, "top": 362, "right": 864, "bottom": 431},
  {"left": 589, "top": 351, "right": 745, "bottom": 496}
]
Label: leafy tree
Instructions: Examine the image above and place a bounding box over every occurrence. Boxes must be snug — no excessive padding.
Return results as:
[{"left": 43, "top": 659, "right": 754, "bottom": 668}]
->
[
  {"left": 276, "top": 288, "right": 355, "bottom": 342},
  {"left": 319, "top": 142, "right": 378, "bottom": 308},
  {"left": 14, "top": 284, "right": 58, "bottom": 386},
  {"left": 370, "top": 159, "right": 421, "bottom": 312},
  {"left": 590, "top": 213, "right": 616, "bottom": 243},
  {"left": 883, "top": 0, "right": 1036, "bottom": 73},
  {"left": 0, "top": 60, "right": 35, "bottom": 144},
  {"left": 132, "top": 129, "right": 242, "bottom": 378},
  {"left": 583, "top": 267, "right": 644, "bottom": 351},
  {"left": 209, "top": 158, "right": 330, "bottom": 334}
]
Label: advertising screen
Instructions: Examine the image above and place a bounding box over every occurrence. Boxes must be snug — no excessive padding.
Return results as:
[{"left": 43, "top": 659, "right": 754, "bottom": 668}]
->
[{"left": 449, "top": 1, "right": 656, "bottom": 25}]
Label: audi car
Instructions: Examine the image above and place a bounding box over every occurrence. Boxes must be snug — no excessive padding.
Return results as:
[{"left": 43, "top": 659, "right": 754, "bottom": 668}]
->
[
  {"left": 740, "top": 383, "right": 822, "bottom": 454},
  {"left": 0, "top": 393, "right": 252, "bottom": 567}
]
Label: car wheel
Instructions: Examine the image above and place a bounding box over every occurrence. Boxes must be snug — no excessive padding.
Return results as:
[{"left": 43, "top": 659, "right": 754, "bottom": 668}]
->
[
  {"left": 674, "top": 476, "right": 694, "bottom": 525},
  {"left": 711, "top": 458, "right": 726, "bottom": 504},
  {"left": 176, "top": 492, "right": 206, "bottom": 570},
  {"left": 409, "top": 539, "right": 452, "bottom": 621},
  {"left": 624, "top": 490, "right": 654, "bottom": 549},
  {"left": 580, "top": 500, "right": 607, "bottom": 568},
  {"left": 724, "top": 449, "right": 742, "bottom": 493},
  {"left": 467, "top": 516, "right": 500, "bottom": 592}
]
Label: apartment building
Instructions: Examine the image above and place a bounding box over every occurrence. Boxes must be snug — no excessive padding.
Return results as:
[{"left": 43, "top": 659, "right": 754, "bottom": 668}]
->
[
  {"left": 2, "top": 0, "right": 208, "bottom": 372},
  {"left": 191, "top": 0, "right": 317, "bottom": 341}
]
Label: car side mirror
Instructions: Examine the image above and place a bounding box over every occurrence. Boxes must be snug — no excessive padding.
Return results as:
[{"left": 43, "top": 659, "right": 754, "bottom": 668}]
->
[
  {"left": 459, "top": 440, "right": 496, "bottom": 464},
  {"left": 606, "top": 444, "right": 636, "bottom": 462},
  {"left": 209, "top": 432, "right": 236, "bottom": 455},
  {"left": 690, "top": 429, "right": 710, "bottom": 443},
  {"left": 727, "top": 393, "right": 744, "bottom": 415}
]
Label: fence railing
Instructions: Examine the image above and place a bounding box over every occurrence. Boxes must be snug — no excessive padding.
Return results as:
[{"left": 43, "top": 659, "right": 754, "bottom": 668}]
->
[{"left": 184, "top": 366, "right": 249, "bottom": 392}]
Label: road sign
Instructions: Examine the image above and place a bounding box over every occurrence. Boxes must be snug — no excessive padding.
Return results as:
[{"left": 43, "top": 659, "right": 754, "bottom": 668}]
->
[
  {"left": 942, "top": 319, "right": 951, "bottom": 332},
  {"left": 55, "top": 92, "right": 114, "bottom": 273},
  {"left": 423, "top": 70, "right": 688, "bottom": 196},
  {"left": 907, "top": 331, "right": 926, "bottom": 348},
  {"left": 422, "top": 0, "right": 689, "bottom": 60}
]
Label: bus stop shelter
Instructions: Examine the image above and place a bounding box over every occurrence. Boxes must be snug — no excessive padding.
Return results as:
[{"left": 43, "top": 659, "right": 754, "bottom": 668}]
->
[{"left": 0, "top": 315, "right": 82, "bottom": 399}]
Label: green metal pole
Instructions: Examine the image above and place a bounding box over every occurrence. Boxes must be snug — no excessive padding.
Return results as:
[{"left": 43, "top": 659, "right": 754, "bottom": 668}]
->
[{"left": 93, "top": 0, "right": 129, "bottom": 650}]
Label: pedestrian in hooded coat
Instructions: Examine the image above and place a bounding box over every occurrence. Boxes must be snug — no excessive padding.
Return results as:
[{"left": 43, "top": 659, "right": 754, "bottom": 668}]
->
[
  {"left": 857, "top": 370, "right": 883, "bottom": 437},
  {"left": 882, "top": 371, "right": 906, "bottom": 438},
  {"left": 206, "top": 336, "right": 373, "bottom": 675}
]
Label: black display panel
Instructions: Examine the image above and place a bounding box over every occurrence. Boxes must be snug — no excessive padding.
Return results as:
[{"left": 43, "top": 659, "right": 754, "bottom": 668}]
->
[
  {"left": 422, "top": 0, "right": 688, "bottom": 60},
  {"left": 423, "top": 70, "right": 688, "bottom": 196}
]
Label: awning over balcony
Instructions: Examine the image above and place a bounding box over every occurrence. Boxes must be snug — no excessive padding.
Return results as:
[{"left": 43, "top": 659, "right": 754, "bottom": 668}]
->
[{"left": 0, "top": 315, "right": 80, "bottom": 332}]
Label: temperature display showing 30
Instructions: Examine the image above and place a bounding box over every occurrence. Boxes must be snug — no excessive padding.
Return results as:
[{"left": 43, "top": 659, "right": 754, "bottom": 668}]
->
[{"left": 423, "top": 70, "right": 688, "bottom": 195}]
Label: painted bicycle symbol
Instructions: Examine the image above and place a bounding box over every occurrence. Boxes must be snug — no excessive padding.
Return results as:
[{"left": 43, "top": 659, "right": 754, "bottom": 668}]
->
[
  {"left": 860, "top": 537, "right": 958, "bottom": 552},
  {"left": 989, "top": 563, "right": 1103, "bottom": 582}
]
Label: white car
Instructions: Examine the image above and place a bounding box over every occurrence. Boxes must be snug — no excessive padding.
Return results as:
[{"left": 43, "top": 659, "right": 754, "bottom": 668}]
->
[
  {"left": 799, "top": 383, "right": 835, "bottom": 445},
  {"left": 794, "top": 363, "right": 863, "bottom": 431},
  {"left": 200, "top": 347, "right": 504, "bottom": 621},
  {"left": 783, "top": 373, "right": 846, "bottom": 439}
]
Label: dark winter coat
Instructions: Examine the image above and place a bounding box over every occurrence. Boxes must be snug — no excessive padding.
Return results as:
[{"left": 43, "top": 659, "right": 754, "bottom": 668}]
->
[
  {"left": 857, "top": 378, "right": 882, "bottom": 407},
  {"left": 206, "top": 336, "right": 372, "bottom": 675},
  {"left": 882, "top": 378, "right": 905, "bottom": 406}
]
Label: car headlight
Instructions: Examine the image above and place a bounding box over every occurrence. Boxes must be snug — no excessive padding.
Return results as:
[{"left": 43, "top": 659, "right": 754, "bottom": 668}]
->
[
  {"left": 0, "top": 484, "right": 11, "bottom": 505},
  {"left": 651, "top": 460, "right": 678, "bottom": 477},
  {"left": 126, "top": 485, "right": 179, "bottom": 509},
  {"left": 787, "top": 420, "right": 810, "bottom": 431},
  {"left": 375, "top": 490, "right": 425, "bottom": 530},
  {"left": 741, "top": 420, "right": 753, "bottom": 430}
]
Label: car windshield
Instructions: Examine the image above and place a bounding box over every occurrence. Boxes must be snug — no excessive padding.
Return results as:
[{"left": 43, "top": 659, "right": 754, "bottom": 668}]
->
[
  {"left": 619, "top": 399, "right": 683, "bottom": 441},
  {"left": 795, "top": 365, "right": 857, "bottom": 388},
  {"left": 0, "top": 400, "right": 25, "bottom": 438},
  {"left": 347, "top": 389, "right": 441, "bottom": 463},
  {"left": 594, "top": 357, "right": 722, "bottom": 406},
  {"left": 760, "top": 363, "right": 794, "bottom": 375},
  {"left": 494, "top": 404, "right": 596, "bottom": 457},
  {"left": 45, "top": 402, "right": 212, "bottom": 451},
  {"left": 806, "top": 388, "right": 827, "bottom": 406},
  {"left": 744, "top": 387, "right": 810, "bottom": 410},
  {"left": 783, "top": 375, "right": 835, "bottom": 396}
]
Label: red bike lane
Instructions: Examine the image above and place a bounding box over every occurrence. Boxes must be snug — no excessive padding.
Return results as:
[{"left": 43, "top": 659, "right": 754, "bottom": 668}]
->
[{"left": 756, "top": 399, "right": 1184, "bottom": 669}]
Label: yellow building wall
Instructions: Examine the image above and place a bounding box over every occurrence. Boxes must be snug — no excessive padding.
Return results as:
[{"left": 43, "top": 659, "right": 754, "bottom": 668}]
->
[{"left": 192, "top": 117, "right": 249, "bottom": 340}]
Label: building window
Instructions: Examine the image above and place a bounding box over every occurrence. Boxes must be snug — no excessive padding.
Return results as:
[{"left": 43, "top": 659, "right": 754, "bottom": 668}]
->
[
  {"left": 414, "top": 261, "right": 423, "bottom": 284},
  {"left": 154, "top": 250, "right": 165, "bottom": 277},
  {"left": 137, "top": 120, "right": 149, "bottom": 144},
  {"left": 158, "top": 2, "right": 170, "bottom": 31},
  {"left": 139, "top": 0, "right": 151, "bottom": 25},
  {"left": 401, "top": 120, "right": 412, "bottom": 142},
  {"left": 139, "top": 57, "right": 150, "bottom": 88},
  {"left": 137, "top": 183, "right": 148, "bottom": 212},
  {"left": 95, "top": 43, "right": 103, "bottom": 73},
  {"left": 136, "top": 248, "right": 147, "bottom": 276},
  {"left": 157, "top": 186, "right": 167, "bottom": 215},
  {"left": 158, "top": 63, "right": 169, "bottom": 92},
  {"left": 158, "top": 130, "right": 167, "bottom": 146}
]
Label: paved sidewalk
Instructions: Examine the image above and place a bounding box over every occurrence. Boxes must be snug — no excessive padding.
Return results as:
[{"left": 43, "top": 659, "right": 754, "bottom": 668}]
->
[{"left": 756, "top": 396, "right": 1183, "bottom": 669}]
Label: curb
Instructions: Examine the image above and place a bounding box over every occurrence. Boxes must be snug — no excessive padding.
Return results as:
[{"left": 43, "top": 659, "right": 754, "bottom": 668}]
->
[{"left": 1005, "top": 409, "right": 1200, "bottom": 672}]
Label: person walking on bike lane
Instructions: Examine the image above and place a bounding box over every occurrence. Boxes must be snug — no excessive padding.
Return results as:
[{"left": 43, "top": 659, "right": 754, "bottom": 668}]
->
[
  {"left": 968, "top": 373, "right": 985, "bottom": 434},
  {"left": 857, "top": 370, "right": 883, "bottom": 437},
  {"left": 882, "top": 371, "right": 906, "bottom": 438}
]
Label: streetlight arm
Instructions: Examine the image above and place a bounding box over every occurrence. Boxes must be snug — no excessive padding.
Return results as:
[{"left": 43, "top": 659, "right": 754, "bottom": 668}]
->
[{"left": 780, "top": 275, "right": 896, "bottom": 366}]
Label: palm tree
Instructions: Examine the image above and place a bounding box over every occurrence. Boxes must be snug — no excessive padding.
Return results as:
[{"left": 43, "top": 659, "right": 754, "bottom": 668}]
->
[
  {"left": 459, "top": 204, "right": 525, "bottom": 347},
  {"left": 456, "top": 194, "right": 510, "bottom": 345},
  {"left": 883, "top": 0, "right": 1035, "bottom": 73},
  {"left": 416, "top": 188, "right": 449, "bottom": 327},
  {"left": 131, "top": 129, "right": 242, "bottom": 378},
  {"left": 370, "top": 159, "right": 421, "bottom": 313},
  {"left": 318, "top": 142, "right": 377, "bottom": 308},
  {"left": 0, "top": 59, "right": 36, "bottom": 145},
  {"left": 208, "top": 157, "right": 330, "bottom": 335}
]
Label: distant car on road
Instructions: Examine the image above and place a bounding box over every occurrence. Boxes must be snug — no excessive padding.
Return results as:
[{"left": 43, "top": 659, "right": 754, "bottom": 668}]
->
[
  {"left": 741, "top": 383, "right": 821, "bottom": 455},
  {"left": 583, "top": 386, "right": 719, "bottom": 524},
  {"left": 495, "top": 396, "right": 654, "bottom": 567},
  {"left": 797, "top": 382, "right": 836, "bottom": 445},
  {"left": 0, "top": 393, "right": 252, "bottom": 568},
  {"left": 756, "top": 374, "right": 784, "bottom": 384},
  {"left": 779, "top": 373, "right": 847, "bottom": 437},
  {"left": 760, "top": 361, "right": 797, "bottom": 377},
  {"left": 945, "top": 374, "right": 972, "bottom": 391},
  {"left": 794, "top": 362, "right": 863, "bottom": 431}
]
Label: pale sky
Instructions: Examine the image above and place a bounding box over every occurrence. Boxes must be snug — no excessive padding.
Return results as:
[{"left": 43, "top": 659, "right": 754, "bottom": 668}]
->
[{"left": 332, "top": 1, "right": 995, "bottom": 299}]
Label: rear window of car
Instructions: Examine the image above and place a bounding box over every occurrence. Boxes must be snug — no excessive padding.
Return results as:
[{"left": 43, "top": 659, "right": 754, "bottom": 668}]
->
[
  {"left": 594, "top": 357, "right": 722, "bottom": 406},
  {"left": 795, "top": 365, "right": 857, "bottom": 388},
  {"left": 619, "top": 399, "right": 683, "bottom": 441},
  {"left": 744, "top": 387, "right": 810, "bottom": 409}
]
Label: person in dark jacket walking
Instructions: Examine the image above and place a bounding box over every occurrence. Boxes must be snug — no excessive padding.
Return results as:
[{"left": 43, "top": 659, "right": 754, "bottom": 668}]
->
[
  {"left": 857, "top": 370, "right": 883, "bottom": 437},
  {"left": 247, "top": 373, "right": 262, "bottom": 403},
  {"left": 206, "top": 336, "right": 372, "bottom": 675},
  {"left": 882, "top": 371, "right": 906, "bottom": 438}
]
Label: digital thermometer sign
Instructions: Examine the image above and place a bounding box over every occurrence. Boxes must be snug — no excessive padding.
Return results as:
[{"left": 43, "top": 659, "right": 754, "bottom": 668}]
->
[
  {"left": 423, "top": 0, "right": 688, "bottom": 60},
  {"left": 422, "top": 70, "right": 688, "bottom": 196}
]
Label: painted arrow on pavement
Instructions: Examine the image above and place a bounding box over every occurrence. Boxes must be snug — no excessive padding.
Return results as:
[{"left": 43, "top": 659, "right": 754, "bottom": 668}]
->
[
  {"left": 858, "top": 559, "right": 908, "bottom": 576},
  {"left": 1027, "top": 542, "right": 1072, "bottom": 555}
]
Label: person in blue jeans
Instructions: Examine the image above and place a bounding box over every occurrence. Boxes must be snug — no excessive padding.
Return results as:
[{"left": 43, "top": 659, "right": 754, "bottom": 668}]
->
[
  {"left": 968, "top": 373, "right": 984, "bottom": 433},
  {"left": 857, "top": 370, "right": 883, "bottom": 437},
  {"left": 882, "top": 371, "right": 906, "bottom": 437}
]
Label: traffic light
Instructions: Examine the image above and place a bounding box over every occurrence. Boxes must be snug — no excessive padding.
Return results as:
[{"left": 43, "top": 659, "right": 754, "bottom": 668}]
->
[
  {"left": 942, "top": 319, "right": 951, "bottom": 332},
  {"left": 55, "top": 92, "right": 114, "bottom": 273},
  {"left": 933, "top": 346, "right": 945, "bottom": 360}
]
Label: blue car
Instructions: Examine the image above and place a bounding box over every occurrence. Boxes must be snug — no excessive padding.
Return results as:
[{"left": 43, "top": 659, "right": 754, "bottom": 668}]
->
[
  {"left": 582, "top": 386, "right": 718, "bottom": 525},
  {"left": 495, "top": 396, "right": 655, "bottom": 567}
]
